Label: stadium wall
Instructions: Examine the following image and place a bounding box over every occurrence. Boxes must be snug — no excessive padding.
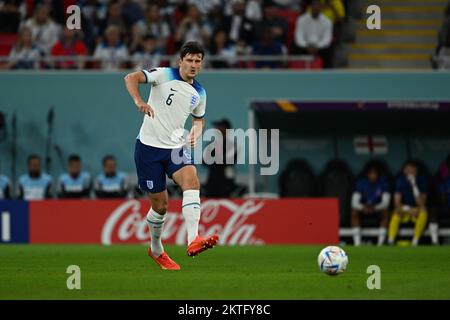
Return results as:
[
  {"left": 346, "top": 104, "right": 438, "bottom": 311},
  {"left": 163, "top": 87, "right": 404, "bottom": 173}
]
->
[
  {"left": 1, "top": 71, "right": 450, "bottom": 190},
  {"left": 0, "top": 198, "right": 339, "bottom": 245}
]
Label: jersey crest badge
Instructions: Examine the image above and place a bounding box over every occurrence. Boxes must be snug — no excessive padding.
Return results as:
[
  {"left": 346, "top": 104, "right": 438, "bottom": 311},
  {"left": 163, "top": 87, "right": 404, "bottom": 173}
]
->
[{"left": 190, "top": 94, "right": 199, "bottom": 108}]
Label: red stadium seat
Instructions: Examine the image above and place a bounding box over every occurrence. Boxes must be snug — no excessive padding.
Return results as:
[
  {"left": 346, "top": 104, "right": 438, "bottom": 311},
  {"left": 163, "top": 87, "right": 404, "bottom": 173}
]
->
[
  {"left": 275, "top": 9, "right": 300, "bottom": 51},
  {"left": 63, "top": 0, "right": 76, "bottom": 12},
  {"left": 288, "top": 56, "right": 323, "bottom": 69},
  {"left": 0, "top": 33, "right": 18, "bottom": 56},
  {"left": 26, "top": 0, "right": 34, "bottom": 18}
]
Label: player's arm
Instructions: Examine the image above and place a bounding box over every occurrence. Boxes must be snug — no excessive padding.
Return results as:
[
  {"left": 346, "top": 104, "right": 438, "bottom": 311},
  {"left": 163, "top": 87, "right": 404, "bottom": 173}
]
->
[
  {"left": 187, "top": 118, "right": 204, "bottom": 148},
  {"left": 351, "top": 192, "right": 364, "bottom": 211},
  {"left": 374, "top": 192, "right": 391, "bottom": 211},
  {"left": 4, "top": 184, "right": 11, "bottom": 199},
  {"left": 82, "top": 179, "right": 92, "bottom": 198},
  {"left": 394, "top": 192, "right": 402, "bottom": 210},
  {"left": 410, "top": 177, "right": 426, "bottom": 207},
  {"left": 416, "top": 193, "right": 427, "bottom": 208},
  {"left": 123, "top": 71, "right": 155, "bottom": 118},
  {"left": 16, "top": 183, "right": 24, "bottom": 200},
  {"left": 45, "top": 183, "right": 53, "bottom": 199}
]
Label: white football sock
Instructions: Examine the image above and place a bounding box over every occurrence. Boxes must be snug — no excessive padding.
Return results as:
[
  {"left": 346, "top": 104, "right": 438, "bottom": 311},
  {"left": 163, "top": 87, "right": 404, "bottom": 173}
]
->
[
  {"left": 429, "top": 223, "right": 439, "bottom": 245},
  {"left": 352, "top": 227, "right": 361, "bottom": 246},
  {"left": 412, "top": 237, "right": 419, "bottom": 247},
  {"left": 146, "top": 208, "right": 165, "bottom": 257},
  {"left": 377, "top": 228, "right": 387, "bottom": 246},
  {"left": 182, "top": 189, "right": 201, "bottom": 245}
]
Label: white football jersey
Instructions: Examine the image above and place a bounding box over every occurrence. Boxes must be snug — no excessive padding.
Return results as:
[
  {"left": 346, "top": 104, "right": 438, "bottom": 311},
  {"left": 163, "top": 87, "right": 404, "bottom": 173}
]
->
[{"left": 138, "top": 67, "right": 206, "bottom": 149}]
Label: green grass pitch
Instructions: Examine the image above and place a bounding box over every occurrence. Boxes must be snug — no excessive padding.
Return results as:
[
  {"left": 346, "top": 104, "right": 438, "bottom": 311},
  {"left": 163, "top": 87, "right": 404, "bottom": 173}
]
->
[{"left": 1, "top": 244, "right": 450, "bottom": 299}]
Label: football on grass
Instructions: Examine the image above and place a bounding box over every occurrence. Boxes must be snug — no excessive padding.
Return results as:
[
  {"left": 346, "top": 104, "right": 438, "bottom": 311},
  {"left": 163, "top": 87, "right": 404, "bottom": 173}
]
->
[{"left": 318, "top": 246, "right": 348, "bottom": 275}]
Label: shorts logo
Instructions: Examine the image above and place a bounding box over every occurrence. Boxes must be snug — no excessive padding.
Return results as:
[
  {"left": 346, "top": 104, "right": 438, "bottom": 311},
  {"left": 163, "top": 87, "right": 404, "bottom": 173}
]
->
[{"left": 146, "top": 180, "right": 153, "bottom": 189}]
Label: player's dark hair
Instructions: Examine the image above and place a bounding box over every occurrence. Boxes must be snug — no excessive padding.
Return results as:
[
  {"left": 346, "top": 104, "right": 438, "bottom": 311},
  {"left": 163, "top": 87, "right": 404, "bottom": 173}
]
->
[
  {"left": 102, "top": 155, "right": 116, "bottom": 165},
  {"left": 180, "top": 41, "right": 205, "bottom": 59},
  {"left": 68, "top": 154, "right": 81, "bottom": 163},
  {"left": 403, "top": 159, "right": 417, "bottom": 169},
  {"left": 27, "top": 154, "right": 40, "bottom": 164}
]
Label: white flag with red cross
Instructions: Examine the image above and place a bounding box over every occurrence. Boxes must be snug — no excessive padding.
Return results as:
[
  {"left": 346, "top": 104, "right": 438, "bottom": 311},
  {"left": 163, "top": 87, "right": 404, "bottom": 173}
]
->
[{"left": 353, "top": 136, "right": 388, "bottom": 155}]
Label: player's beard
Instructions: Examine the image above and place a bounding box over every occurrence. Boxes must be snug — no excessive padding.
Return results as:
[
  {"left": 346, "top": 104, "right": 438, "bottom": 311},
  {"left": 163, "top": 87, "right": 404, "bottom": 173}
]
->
[{"left": 29, "top": 170, "right": 41, "bottom": 178}]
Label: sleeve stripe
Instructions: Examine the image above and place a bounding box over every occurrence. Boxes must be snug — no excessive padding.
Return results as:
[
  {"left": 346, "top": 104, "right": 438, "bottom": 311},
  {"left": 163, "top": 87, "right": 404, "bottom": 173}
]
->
[
  {"left": 141, "top": 70, "right": 148, "bottom": 83},
  {"left": 191, "top": 113, "right": 204, "bottom": 119}
]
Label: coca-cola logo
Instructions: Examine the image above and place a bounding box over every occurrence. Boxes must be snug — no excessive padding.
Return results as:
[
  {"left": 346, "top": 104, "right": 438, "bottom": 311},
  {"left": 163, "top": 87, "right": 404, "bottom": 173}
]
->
[{"left": 101, "top": 199, "right": 266, "bottom": 245}]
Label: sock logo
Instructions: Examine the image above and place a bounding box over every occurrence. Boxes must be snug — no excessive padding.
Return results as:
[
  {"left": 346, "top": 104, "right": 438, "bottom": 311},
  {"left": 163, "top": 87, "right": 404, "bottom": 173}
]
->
[{"left": 146, "top": 180, "right": 153, "bottom": 189}]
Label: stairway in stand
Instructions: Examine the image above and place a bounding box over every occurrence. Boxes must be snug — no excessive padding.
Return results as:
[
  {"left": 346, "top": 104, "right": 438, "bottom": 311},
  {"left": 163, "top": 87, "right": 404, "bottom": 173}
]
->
[{"left": 348, "top": 0, "right": 447, "bottom": 69}]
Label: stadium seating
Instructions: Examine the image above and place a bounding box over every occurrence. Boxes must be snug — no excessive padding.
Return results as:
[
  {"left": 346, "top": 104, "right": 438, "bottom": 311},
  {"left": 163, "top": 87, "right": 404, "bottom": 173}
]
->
[
  {"left": 279, "top": 158, "right": 317, "bottom": 197},
  {"left": 319, "top": 158, "right": 354, "bottom": 227},
  {"left": 0, "top": 33, "right": 18, "bottom": 56}
]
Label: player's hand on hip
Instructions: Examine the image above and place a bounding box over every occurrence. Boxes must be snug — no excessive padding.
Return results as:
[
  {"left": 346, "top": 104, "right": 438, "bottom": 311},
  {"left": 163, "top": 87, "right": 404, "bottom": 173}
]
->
[{"left": 135, "top": 101, "right": 155, "bottom": 118}]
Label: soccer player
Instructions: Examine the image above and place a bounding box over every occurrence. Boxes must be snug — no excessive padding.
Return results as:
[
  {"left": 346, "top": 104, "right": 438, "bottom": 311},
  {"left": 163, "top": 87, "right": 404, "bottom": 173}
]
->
[
  {"left": 0, "top": 173, "right": 12, "bottom": 199},
  {"left": 94, "top": 155, "right": 128, "bottom": 198},
  {"left": 388, "top": 161, "right": 428, "bottom": 246},
  {"left": 124, "top": 41, "right": 219, "bottom": 271},
  {"left": 17, "top": 154, "right": 52, "bottom": 200},
  {"left": 57, "top": 154, "right": 91, "bottom": 198},
  {"left": 351, "top": 165, "right": 391, "bottom": 246}
]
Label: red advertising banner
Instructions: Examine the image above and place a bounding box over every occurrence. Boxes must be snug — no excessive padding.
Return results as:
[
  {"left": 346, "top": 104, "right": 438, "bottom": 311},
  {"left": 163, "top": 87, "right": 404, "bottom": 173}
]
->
[{"left": 29, "top": 198, "right": 339, "bottom": 245}]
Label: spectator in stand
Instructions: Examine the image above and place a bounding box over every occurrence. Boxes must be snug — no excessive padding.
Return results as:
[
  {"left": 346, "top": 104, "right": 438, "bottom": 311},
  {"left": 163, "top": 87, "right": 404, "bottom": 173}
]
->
[
  {"left": 434, "top": 33, "right": 450, "bottom": 70},
  {"left": 98, "top": 0, "right": 126, "bottom": 38},
  {"left": 17, "top": 154, "right": 52, "bottom": 200},
  {"left": 122, "top": 0, "right": 145, "bottom": 29},
  {"left": 209, "top": 29, "right": 236, "bottom": 68},
  {"left": 317, "top": 0, "right": 345, "bottom": 43},
  {"left": 6, "top": 26, "right": 41, "bottom": 69},
  {"left": 350, "top": 165, "right": 390, "bottom": 246},
  {"left": 435, "top": 1, "right": 450, "bottom": 58},
  {"left": 293, "top": 0, "right": 333, "bottom": 68},
  {"left": 144, "top": 3, "right": 171, "bottom": 53},
  {"left": 175, "top": 3, "right": 212, "bottom": 49},
  {"left": 94, "top": 155, "right": 128, "bottom": 198},
  {"left": 223, "top": 0, "right": 256, "bottom": 45},
  {"left": 121, "top": 0, "right": 146, "bottom": 53},
  {"left": 252, "top": 26, "right": 285, "bottom": 68},
  {"left": 188, "top": 0, "right": 222, "bottom": 16},
  {"left": 57, "top": 155, "right": 92, "bottom": 199},
  {"left": 205, "top": 1, "right": 225, "bottom": 37},
  {"left": 245, "top": 0, "right": 263, "bottom": 22},
  {"left": 0, "top": 0, "right": 26, "bottom": 33},
  {"left": 79, "top": 0, "right": 108, "bottom": 52},
  {"left": 132, "top": 35, "right": 162, "bottom": 70},
  {"left": 33, "top": 0, "right": 65, "bottom": 25},
  {"left": 93, "top": 25, "right": 129, "bottom": 70},
  {"left": 271, "top": 0, "right": 298, "bottom": 7},
  {"left": 51, "top": 28, "right": 88, "bottom": 69},
  {"left": 0, "top": 172, "right": 12, "bottom": 199},
  {"left": 23, "top": 3, "right": 61, "bottom": 55},
  {"left": 257, "top": 0, "right": 288, "bottom": 44},
  {"left": 388, "top": 160, "right": 428, "bottom": 246},
  {"left": 318, "top": 0, "right": 345, "bottom": 24}
]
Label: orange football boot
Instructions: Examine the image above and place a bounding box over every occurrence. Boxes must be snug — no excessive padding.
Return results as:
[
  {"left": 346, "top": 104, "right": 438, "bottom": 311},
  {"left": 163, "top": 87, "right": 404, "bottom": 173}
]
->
[
  {"left": 148, "top": 248, "right": 181, "bottom": 270},
  {"left": 186, "top": 234, "right": 219, "bottom": 257}
]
